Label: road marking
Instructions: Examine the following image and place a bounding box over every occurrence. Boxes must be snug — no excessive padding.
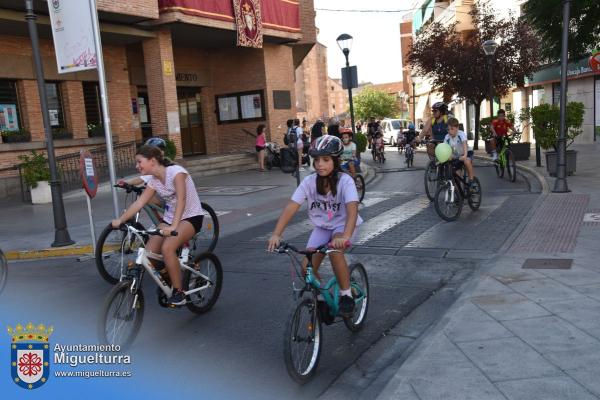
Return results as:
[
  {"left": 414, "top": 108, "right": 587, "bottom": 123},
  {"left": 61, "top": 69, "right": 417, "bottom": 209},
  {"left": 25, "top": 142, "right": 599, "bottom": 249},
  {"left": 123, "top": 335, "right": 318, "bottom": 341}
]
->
[
  {"left": 354, "top": 197, "right": 431, "bottom": 245},
  {"left": 583, "top": 213, "right": 600, "bottom": 222},
  {"left": 252, "top": 197, "right": 390, "bottom": 241},
  {"left": 215, "top": 211, "right": 231, "bottom": 217}
]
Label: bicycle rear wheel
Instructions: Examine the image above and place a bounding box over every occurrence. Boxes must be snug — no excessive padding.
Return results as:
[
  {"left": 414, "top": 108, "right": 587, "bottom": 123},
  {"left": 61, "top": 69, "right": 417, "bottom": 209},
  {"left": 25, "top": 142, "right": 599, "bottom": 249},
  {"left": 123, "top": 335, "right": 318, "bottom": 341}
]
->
[
  {"left": 467, "top": 177, "right": 482, "bottom": 211},
  {"left": 95, "top": 222, "right": 146, "bottom": 284},
  {"left": 98, "top": 281, "right": 144, "bottom": 350},
  {"left": 183, "top": 252, "right": 223, "bottom": 314},
  {"left": 434, "top": 182, "right": 463, "bottom": 222},
  {"left": 283, "top": 297, "right": 322, "bottom": 384},
  {"left": 424, "top": 161, "right": 438, "bottom": 201},
  {"left": 193, "top": 203, "right": 219, "bottom": 253},
  {"left": 344, "top": 263, "right": 369, "bottom": 332},
  {"left": 354, "top": 174, "right": 365, "bottom": 203},
  {"left": 506, "top": 151, "right": 517, "bottom": 182}
]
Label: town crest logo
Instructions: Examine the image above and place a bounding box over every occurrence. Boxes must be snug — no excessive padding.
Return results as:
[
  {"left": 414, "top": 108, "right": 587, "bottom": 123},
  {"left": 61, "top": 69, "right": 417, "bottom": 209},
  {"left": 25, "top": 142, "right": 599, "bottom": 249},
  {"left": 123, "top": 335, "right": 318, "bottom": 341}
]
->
[{"left": 8, "top": 323, "right": 53, "bottom": 390}]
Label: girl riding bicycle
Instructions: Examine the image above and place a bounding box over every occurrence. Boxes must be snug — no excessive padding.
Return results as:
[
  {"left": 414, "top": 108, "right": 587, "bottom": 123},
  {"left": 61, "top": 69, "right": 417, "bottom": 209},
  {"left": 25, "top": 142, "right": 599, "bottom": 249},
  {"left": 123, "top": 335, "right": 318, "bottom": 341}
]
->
[
  {"left": 267, "top": 136, "right": 362, "bottom": 317},
  {"left": 111, "top": 145, "right": 206, "bottom": 305},
  {"left": 340, "top": 131, "right": 358, "bottom": 177}
]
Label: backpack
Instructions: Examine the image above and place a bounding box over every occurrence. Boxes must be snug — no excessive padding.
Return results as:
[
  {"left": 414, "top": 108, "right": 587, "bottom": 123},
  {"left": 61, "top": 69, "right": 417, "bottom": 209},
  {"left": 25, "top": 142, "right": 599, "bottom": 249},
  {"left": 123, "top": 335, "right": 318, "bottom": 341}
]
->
[
  {"left": 279, "top": 148, "right": 298, "bottom": 173},
  {"left": 284, "top": 127, "right": 298, "bottom": 146}
]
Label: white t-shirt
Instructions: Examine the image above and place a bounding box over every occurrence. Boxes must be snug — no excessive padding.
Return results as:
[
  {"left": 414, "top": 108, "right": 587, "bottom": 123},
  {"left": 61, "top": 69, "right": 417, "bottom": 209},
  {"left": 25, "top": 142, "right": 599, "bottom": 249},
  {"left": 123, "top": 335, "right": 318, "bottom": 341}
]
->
[
  {"left": 146, "top": 165, "right": 205, "bottom": 224},
  {"left": 443, "top": 130, "right": 470, "bottom": 157},
  {"left": 291, "top": 173, "right": 363, "bottom": 230}
]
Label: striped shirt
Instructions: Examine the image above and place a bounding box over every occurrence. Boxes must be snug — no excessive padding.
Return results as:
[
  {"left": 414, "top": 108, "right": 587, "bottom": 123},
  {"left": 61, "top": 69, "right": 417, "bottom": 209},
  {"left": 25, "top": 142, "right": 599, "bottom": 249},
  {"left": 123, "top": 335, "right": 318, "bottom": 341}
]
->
[{"left": 146, "top": 165, "right": 205, "bottom": 224}]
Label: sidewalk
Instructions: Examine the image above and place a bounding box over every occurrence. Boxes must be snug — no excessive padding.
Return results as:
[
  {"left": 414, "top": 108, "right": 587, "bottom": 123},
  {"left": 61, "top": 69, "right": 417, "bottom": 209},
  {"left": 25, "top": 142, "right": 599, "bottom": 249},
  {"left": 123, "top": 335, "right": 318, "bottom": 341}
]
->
[
  {"left": 0, "top": 162, "right": 375, "bottom": 260},
  {"left": 377, "top": 142, "right": 600, "bottom": 400}
]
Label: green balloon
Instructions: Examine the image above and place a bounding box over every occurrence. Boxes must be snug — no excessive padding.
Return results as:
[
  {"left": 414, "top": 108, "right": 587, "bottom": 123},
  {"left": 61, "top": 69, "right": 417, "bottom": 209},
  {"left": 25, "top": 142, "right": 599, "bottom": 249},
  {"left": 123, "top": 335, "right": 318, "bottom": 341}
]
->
[{"left": 435, "top": 143, "right": 453, "bottom": 163}]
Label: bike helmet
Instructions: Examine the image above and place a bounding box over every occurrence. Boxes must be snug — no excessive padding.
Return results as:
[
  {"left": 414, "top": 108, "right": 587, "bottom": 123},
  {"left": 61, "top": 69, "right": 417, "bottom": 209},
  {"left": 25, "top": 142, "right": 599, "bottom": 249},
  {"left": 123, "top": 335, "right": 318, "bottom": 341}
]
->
[
  {"left": 431, "top": 102, "right": 448, "bottom": 114},
  {"left": 408, "top": 123, "right": 415, "bottom": 130},
  {"left": 144, "top": 137, "right": 166, "bottom": 150},
  {"left": 309, "top": 135, "right": 343, "bottom": 158}
]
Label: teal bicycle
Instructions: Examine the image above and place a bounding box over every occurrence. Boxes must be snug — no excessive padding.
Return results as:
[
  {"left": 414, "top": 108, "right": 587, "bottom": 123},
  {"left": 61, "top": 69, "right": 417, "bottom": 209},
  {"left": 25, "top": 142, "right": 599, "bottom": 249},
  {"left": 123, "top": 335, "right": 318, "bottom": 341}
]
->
[
  {"left": 274, "top": 241, "right": 369, "bottom": 384},
  {"left": 95, "top": 183, "right": 219, "bottom": 284}
]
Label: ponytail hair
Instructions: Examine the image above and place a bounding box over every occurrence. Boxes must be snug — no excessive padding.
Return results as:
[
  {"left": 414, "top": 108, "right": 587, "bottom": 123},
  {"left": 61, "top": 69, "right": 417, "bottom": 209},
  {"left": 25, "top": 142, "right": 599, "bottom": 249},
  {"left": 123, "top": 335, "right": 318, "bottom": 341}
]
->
[{"left": 136, "top": 145, "right": 172, "bottom": 166}]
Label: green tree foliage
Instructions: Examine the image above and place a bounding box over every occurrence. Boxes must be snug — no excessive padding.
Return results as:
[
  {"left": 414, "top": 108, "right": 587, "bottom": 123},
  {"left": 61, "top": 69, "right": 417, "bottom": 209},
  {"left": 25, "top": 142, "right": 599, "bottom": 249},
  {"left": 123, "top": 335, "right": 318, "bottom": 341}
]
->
[
  {"left": 522, "top": 0, "right": 600, "bottom": 61},
  {"left": 164, "top": 137, "right": 177, "bottom": 160},
  {"left": 531, "top": 102, "right": 585, "bottom": 150},
  {"left": 408, "top": 2, "right": 541, "bottom": 148},
  {"left": 353, "top": 88, "right": 398, "bottom": 121},
  {"left": 353, "top": 132, "right": 368, "bottom": 154}
]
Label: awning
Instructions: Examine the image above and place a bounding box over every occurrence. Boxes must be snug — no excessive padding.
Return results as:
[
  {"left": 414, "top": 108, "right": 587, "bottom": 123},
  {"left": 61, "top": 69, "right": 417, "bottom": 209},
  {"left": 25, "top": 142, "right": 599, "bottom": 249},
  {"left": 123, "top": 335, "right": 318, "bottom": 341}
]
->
[{"left": 415, "top": 95, "right": 429, "bottom": 121}]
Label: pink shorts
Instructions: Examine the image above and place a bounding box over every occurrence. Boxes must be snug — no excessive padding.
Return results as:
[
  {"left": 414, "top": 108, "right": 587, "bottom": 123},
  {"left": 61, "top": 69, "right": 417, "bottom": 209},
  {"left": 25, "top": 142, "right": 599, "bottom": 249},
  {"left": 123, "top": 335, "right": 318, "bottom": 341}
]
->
[{"left": 306, "top": 226, "right": 358, "bottom": 250}]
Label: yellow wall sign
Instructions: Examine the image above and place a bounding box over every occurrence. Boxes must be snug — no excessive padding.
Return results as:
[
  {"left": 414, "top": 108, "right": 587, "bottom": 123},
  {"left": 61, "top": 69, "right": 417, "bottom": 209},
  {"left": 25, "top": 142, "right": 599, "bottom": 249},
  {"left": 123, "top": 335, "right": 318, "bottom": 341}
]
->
[{"left": 163, "top": 60, "right": 173, "bottom": 76}]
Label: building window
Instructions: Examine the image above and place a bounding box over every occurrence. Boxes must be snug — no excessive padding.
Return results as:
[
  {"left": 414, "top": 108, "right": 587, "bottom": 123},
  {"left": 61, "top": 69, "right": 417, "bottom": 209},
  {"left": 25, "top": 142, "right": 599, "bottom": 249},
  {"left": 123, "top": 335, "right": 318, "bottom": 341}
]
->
[
  {"left": 0, "top": 80, "right": 22, "bottom": 132},
  {"left": 552, "top": 82, "right": 561, "bottom": 106},
  {"left": 215, "top": 90, "right": 265, "bottom": 124},
  {"left": 83, "top": 82, "right": 103, "bottom": 136},
  {"left": 45, "top": 82, "right": 66, "bottom": 133}
]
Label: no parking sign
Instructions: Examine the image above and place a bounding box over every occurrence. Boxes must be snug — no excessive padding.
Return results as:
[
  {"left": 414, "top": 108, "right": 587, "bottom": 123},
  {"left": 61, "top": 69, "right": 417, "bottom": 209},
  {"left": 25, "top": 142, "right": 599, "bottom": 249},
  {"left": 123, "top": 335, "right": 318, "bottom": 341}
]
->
[{"left": 79, "top": 150, "right": 98, "bottom": 198}]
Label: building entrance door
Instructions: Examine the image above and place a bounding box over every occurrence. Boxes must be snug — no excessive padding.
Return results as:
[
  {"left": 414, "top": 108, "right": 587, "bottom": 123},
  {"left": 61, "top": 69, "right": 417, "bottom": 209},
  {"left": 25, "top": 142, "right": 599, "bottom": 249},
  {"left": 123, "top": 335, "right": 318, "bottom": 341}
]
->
[{"left": 178, "top": 89, "right": 206, "bottom": 155}]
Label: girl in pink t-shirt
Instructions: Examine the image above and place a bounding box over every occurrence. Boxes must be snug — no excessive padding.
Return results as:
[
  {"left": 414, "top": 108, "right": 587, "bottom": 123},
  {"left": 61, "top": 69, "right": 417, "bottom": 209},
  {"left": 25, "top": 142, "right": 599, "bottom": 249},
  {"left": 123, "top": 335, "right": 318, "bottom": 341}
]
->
[
  {"left": 255, "top": 124, "right": 266, "bottom": 171},
  {"left": 112, "top": 145, "right": 205, "bottom": 306},
  {"left": 267, "top": 135, "right": 361, "bottom": 318}
]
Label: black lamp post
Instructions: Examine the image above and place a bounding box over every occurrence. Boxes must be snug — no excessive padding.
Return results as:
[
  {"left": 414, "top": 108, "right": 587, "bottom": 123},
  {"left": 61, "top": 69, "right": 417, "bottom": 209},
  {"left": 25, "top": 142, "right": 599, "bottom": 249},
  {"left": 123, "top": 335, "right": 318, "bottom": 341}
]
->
[
  {"left": 411, "top": 74, "right": 416, "bottom": 124},
  {"left": 336, "top": 33, "right": 356, "bottom": 134},
  {"left": 482, "top": 39, "right": 498, "bottom": 151}
]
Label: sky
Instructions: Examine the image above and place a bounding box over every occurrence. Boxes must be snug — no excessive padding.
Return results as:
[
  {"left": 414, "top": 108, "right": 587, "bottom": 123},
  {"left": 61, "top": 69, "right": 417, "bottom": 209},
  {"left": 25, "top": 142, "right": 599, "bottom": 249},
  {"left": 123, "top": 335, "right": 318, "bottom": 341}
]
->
[{"left": 314, "top": 0, "right": 420, "bottom": 85}]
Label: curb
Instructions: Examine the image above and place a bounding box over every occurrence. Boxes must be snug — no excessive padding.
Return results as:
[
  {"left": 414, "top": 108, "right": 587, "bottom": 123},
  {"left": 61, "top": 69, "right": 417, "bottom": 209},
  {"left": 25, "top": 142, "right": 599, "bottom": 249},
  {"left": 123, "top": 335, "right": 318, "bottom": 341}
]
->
[
  {"left": 472, "top": 153, "right": 550, "bottom": 194},
  {"left": 6, "top": 245, "right": 94, "bottom": 261}
]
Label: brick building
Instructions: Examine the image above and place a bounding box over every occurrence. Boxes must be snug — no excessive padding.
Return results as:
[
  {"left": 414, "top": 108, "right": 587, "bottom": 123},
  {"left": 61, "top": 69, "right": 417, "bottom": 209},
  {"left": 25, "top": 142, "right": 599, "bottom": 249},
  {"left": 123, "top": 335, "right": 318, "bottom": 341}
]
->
[
  {"left": 294, "top": 41, "right": 328, "bottom": 124},
  {"left": 0, "top": 0, "right": 316, "bottom": 196}
]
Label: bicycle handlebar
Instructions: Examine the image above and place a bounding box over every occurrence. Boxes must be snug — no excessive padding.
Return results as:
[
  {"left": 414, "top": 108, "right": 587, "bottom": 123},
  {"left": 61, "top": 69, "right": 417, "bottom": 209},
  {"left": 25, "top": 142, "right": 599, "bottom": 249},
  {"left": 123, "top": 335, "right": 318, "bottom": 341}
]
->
[
  {"left": 275, "top": 241, "right": 348, "bottom": 255},
  {"left": 114, "top": 182, "right": 144, "bottom": 195}
]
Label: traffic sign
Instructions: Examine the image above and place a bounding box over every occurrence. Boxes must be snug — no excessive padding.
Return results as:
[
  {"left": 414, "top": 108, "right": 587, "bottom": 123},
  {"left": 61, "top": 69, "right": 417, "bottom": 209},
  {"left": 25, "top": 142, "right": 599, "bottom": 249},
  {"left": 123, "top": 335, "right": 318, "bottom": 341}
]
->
[{"left": 79, "top": 150, "right": 98, "bottom": 198}]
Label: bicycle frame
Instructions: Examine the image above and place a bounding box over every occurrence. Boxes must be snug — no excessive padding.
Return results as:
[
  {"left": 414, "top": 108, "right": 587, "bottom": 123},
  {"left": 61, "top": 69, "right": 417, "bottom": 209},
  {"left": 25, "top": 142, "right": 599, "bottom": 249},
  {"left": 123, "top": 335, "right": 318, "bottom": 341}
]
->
[
  {"left": 123, "top": 226, "right": 211, "bottom": 300},
  {"left": 497, "top": 136, "right": 511, "bottom": 167},
  {"left": 438, "top": 163, "right": 470, "bottom": 201}
]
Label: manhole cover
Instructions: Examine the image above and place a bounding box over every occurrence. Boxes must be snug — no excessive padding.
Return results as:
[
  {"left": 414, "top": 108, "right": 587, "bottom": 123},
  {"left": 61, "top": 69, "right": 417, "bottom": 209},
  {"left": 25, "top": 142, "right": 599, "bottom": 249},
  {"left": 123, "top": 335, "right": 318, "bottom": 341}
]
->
[{"left": 522, "top": 258, "right": 573, "bottom": 269}]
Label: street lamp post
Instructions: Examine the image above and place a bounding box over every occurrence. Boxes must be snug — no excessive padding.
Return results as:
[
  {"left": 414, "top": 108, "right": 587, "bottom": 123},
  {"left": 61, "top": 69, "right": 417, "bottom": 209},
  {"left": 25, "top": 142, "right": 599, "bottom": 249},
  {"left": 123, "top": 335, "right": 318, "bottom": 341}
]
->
[
  {"left": 482, "top": 40, "right": 498, "bottom": 152},
  {"left": 337, "top": 34, "right": 356, "bottom": 134},
  {"left": 553, "top": 0, "right": 571, "bottom": 193},
  {"left": 412, "top": 77, "right": 416, "bottom": 124}
]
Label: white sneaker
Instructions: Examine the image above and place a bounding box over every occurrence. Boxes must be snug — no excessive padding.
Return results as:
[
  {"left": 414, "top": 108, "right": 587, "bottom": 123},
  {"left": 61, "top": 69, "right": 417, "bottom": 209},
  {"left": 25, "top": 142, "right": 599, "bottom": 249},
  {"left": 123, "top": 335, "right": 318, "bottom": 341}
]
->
[
  {"left": 491, "top": 153, "right": 498, "bottom": 161},
  {"left": 299, "top": 167, "right": 305, "bottom": 171}
]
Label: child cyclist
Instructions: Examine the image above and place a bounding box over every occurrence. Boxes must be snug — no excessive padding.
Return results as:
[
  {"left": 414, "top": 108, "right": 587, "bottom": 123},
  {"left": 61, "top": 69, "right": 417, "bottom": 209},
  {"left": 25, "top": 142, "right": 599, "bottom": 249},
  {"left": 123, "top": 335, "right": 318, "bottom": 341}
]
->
[
  {"left": 340, "top": 131, "right": 358, "bottom": 177},
  {"left": 111, "top": 145, "right": 206, "bottom": 305},
  {"left": 267, "top": 136, "right": 362, "bottom": 317},
  {"left": 444, "top": 117, "right": 476, "bottom": 187}
]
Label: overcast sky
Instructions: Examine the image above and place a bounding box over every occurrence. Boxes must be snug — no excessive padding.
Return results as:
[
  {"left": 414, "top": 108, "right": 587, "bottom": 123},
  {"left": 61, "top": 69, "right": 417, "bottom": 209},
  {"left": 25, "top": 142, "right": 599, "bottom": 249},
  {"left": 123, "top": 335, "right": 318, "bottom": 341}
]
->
[{"left": 314, "top": 0, "right": 419, "bottom": 85}]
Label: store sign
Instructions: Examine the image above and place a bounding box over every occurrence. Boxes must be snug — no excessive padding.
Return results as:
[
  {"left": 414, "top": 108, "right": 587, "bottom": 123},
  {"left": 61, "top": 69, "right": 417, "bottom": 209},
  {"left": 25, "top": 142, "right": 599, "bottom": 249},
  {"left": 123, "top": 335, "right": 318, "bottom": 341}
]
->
[
  {"left": 176, "top": 73, "right": 198, "bottom": 82},
  {"left": 527, "top": 56, "right": 600, "bottom": 86},
  {"left": 590, "top": 50, "right": 600, "bottom": 73},
  {"left": 47, "top": 0, "right": 97, "bottom": 74}
]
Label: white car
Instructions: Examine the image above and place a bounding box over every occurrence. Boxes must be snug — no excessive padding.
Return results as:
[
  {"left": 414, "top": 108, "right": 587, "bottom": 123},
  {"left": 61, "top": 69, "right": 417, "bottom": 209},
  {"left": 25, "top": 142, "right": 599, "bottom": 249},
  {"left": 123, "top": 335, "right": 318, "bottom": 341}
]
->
[{"left": 380, "top": 118, "right": 410, "bottom": 146}]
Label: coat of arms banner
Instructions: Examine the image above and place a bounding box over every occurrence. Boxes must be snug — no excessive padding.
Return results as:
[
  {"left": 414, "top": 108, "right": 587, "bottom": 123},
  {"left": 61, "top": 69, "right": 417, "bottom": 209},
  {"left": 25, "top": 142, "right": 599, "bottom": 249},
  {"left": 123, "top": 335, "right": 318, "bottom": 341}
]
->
[{"left": 232, "top": 0, "right": 263, "bottom": 48}]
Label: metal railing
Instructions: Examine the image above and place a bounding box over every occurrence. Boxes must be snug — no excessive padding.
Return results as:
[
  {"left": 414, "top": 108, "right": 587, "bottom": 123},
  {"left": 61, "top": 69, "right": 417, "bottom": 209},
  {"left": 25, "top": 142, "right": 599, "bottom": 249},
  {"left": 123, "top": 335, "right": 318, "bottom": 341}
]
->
[{"left": 14, "top": 140, "right": 138, "bottom": 202}]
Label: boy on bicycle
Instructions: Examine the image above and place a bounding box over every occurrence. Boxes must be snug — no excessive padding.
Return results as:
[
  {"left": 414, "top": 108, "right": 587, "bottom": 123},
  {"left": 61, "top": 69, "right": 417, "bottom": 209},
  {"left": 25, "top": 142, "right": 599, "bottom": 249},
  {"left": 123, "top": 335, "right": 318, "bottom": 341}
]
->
[
  {"left": 490, "top": 109, "right": 513, "bottom": 161},
  {"left": 267, "top": 136, "right": 362, "bottom": 318},
  {"left": 444, "top": 117, "right": 476, "bottom": 187}
]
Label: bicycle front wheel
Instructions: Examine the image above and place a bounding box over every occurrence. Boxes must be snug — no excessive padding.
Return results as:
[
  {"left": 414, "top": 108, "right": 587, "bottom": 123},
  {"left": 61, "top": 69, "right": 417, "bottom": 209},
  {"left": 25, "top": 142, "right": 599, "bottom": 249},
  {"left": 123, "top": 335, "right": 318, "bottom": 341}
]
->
[
  {"left": 95, "top": 222, "right": 146, "bottom": 284},
  {"left": 434, "top": 182, "right": 463, "bottom": 222},
  {"left": 283, "top": 297, "right": 322, "bottom": 384},
  {"left": 354, "top": 174, "right": 365, "bottom": 203},
  {"left": 98, "top": 281, "right": 144, "bottom": 350},
  {"left": 194, "top": 203, "right": 220, "bottom": 253},
  {"left": 424, "top": 161, "right": 438, "bottom": 201},
  {"left": 495, "top": 158, "right": 505, "bottom": 178},
  {"left": 184, "top": 252, "right": 223, "bottom": 314},
  {"left": 344, "top": 263, "right": 369, "bottom": 332},
  {"left": 467, "top": 177, "right": 482, "bottom": 211},
  {"left": 506, "top": 151, "right": 517, "bottom": 182},
  {"left": 0, "top": 249, "right": 7, "bottom": 294}
]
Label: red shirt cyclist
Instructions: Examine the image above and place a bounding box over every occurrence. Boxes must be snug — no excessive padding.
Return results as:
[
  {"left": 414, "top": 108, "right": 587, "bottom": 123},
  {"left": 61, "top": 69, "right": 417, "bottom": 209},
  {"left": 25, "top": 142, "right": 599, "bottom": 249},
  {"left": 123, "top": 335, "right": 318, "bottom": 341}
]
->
[{"left": 490, "top": 109, "right": 513, "bottom": 161}]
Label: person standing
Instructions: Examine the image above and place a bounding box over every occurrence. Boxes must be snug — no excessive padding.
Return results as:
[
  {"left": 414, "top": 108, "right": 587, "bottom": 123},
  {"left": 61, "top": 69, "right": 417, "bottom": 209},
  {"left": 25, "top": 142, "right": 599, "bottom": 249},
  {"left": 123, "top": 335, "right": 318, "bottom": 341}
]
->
[{"left": 255, "top": 124, "right": 266, "bottom": 171}]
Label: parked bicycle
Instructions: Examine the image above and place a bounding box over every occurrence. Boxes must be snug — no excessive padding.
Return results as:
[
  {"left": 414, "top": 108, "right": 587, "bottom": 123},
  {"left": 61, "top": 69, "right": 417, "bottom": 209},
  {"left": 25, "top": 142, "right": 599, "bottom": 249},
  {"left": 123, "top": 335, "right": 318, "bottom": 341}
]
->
[
  {"left": 494, "top": 136, "right": 517, "bottom": 182},
  {"left": 97, "top": 223, "right": 222, "bottom": 350},
  {"left": 433, "top": 161, "right": 482, "bottom": 222},
  {"left": 95, "top": 183, "right": 219, "bottom": 284},
  {"left": 274, "top": 241, "right": 369, "bottom": 384}
]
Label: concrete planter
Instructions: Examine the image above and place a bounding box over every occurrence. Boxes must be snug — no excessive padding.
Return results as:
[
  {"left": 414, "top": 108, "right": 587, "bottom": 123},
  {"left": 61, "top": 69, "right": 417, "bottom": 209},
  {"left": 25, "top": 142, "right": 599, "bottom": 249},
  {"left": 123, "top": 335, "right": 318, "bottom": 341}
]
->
[
  {"left": 30, "top": 181, "right": 51, "bottom": 204},
  {"left": 545, "top": 150, "right": 577, "bottom": 177},
  {"left": 511, "top": 142, "right": 531, "bottom": 161}
]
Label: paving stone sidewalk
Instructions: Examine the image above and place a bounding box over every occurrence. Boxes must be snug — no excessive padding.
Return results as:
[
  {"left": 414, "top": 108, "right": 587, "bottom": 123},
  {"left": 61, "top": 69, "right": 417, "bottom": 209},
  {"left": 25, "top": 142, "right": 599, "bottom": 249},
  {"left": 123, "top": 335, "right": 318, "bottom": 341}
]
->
[{"left": 377, "top": 142, "right": 600, "bottom": 400}]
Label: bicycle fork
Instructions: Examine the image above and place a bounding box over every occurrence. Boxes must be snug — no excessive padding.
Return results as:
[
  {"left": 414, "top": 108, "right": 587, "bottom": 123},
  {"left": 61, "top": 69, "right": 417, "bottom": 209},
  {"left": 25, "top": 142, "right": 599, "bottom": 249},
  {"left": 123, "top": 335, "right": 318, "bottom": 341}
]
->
[{"left": 445, "top": 181, "right": 456, "bottom": 203}]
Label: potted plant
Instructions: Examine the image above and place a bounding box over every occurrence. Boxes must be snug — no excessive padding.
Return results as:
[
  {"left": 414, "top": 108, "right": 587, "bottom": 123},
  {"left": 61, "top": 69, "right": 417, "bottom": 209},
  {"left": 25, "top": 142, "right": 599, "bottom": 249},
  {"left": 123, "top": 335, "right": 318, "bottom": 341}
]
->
[
  {"left": 18, "top": 150, "right": 52, "bottom": 204},
  {"left": 531, "top": 102, "right": 584, "bottom": 177},
  {"left": 478, "top": 116, "right": 494, "bottom": 154},
  {"left": 87, "top": 123, "right": 104, "bottom": 138},
  {"left": 509, "top": 109, "right": 532, "bottom": 161},
  {"left": 353, "top": 131, "right": 368, "bottom": 172},
  {"left": 164, "top": 137, "right": 177, "bottom": 160},
  {"left": 1, "top": 128, "right": 31, "bottom": 143}
]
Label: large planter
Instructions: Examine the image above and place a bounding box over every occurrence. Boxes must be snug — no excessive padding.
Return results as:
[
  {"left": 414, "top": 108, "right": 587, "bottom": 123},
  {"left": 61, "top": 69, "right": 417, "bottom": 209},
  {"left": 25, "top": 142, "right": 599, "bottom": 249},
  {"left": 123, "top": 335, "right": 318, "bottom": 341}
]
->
[
  {"left": 30, "top": 181, "right": 52, "bottom": 204},
  {"left": 545, "top": 150, "right": 577, "bottom": 177},
  {"left": 511, "top": 142, "right": 531, "bottom": 161}
]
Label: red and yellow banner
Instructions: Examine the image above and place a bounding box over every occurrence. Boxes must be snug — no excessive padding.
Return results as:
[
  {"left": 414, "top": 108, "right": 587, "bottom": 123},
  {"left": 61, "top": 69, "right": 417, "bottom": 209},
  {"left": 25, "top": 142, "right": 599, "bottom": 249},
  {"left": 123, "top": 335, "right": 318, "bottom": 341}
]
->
[
  {"left": 233, "top": 0, "right": 263, "bottom": 48},
  {"left": 158, "top": 0, "right": 300, "bottom": 33}
]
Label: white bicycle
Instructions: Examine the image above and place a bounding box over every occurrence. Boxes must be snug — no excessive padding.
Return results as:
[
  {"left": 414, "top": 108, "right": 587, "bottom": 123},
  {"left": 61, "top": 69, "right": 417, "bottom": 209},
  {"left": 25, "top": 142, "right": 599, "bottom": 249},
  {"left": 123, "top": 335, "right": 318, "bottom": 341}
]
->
[{"left": 97, "top": 224, "right": 223, "bottom": 349}]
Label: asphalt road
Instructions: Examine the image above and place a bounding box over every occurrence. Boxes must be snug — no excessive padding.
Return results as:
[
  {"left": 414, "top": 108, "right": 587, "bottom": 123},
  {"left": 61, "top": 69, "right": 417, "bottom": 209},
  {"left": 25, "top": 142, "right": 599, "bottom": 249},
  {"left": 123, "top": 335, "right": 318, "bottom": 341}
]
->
[{"left": 0, "top": 147, "right": 542, "bottom": 399}]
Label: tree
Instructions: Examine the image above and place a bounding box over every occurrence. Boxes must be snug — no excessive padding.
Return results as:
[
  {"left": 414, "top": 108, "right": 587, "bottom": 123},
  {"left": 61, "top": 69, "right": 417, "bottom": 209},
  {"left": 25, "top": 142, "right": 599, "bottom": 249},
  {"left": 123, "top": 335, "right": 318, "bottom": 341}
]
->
[
  {"left": 352, "top": 87, "right": 398, "bottom": 121},
  {"left": 522, "top": 0, "right": 600, "bottom": 61},
  {"left": 408, "top": 2, "right": 541, "bottom": 148}
]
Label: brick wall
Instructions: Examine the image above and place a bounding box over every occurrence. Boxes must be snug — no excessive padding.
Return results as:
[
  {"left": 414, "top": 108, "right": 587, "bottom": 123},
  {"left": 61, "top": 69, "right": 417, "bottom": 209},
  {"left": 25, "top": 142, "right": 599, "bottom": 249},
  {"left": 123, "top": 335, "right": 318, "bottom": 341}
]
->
[
  {"left": 97, "top": 0, "right": 158, "bottom": 19},
  {"left": 17, "top": 80, "right": 44, "bottom": 141},
  {"left": 61, "top": 81, "right": 88, "bottom": 139}
]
